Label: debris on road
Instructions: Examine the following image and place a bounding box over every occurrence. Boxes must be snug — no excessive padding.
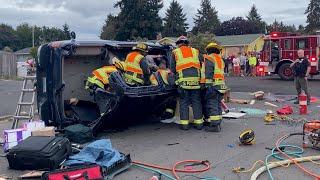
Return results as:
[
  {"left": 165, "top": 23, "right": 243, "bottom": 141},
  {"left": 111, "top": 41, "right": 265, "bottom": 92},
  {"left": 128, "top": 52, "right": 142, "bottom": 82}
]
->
[
  {"left": 230, "top": 98, "right": 249, "bottom": 104},
  {"left": 264, "top": 102, "right": 279, "bottom": 107}
]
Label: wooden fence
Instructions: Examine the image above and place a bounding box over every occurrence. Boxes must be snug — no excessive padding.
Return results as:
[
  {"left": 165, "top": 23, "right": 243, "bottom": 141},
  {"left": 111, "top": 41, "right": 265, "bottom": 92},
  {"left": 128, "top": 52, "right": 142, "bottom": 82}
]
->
[{"left": 0, "top": 51, "right": 17, "bottom": 79}]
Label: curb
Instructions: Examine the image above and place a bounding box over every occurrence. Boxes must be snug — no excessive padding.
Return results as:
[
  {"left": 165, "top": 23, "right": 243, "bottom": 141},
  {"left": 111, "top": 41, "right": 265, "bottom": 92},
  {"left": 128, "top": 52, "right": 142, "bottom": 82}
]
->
[{"left": 0, "top": 115, "right": 13, "bottom": 122}]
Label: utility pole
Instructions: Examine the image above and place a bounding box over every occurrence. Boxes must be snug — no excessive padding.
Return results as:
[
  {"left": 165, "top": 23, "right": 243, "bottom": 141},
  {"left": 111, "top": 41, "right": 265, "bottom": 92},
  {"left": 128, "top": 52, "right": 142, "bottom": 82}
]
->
[{"left": 32, "top": 26, "right": 35, "bottom": 47}]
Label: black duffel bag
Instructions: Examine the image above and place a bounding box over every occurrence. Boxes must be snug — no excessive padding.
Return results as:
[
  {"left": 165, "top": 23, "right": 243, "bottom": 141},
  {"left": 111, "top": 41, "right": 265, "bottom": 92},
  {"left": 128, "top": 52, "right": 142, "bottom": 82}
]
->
[{"left": 7, "top": 136, "right": 71, "bottom": 170}]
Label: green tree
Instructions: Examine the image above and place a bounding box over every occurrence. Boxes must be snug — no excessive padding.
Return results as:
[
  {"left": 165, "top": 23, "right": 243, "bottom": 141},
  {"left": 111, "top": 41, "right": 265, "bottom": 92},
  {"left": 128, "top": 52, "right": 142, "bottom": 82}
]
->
[
  {"left": 188, "top": 33, "right": 217, "bottom": 54},
  {"left": 267, "top": 20, "right": 297, "bottom": 33},
  {"left": 192, "top": 0, "right": 220, "bottom": 34},
  {"left": 246, "top": 4, "right": 266, "bottom": 33},
  {"left": 30, "top": 46, "right": 38, "bottom": 59},
  {"left": 305, "top": 0, "right": 320, "bottom": 33},
  {"left": 0, "top": 24, "right": 18, "bottom": 50},
  {"left": 297, "top": 24, "right": 305, "bottom": 34},
  {"left": 15, "top": 23, "right": 33, "bottom": 50},
  {"left": 163, "top": 0, "right": 188, "bottom": 37},
  {"left": 114, "top": 0, "right": 163, "bottom": 40},
  {"left": 100, "top": 14, "right": 119, "bottom": 40},
  {"left": 62, "top": 23, "right": 71, "bottom": 40}
]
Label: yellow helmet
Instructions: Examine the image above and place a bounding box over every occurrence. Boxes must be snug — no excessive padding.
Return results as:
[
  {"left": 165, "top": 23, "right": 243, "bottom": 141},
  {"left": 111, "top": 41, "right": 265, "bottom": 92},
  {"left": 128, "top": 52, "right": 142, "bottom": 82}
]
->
[
  {"left": 205, "top": 42, "right": 222, "bottom": 52},
  {"left": 114, "top": 60, "right": 126, "bottom": 72},
  {"left": 132, "top": 42, "right": 148, "bottom": 52}
]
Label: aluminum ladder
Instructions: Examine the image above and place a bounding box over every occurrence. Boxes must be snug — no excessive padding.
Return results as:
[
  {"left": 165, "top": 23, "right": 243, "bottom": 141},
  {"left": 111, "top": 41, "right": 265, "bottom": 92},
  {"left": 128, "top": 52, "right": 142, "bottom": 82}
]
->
[{"left": 11, "top": 74, "right": 36, "bottom": 129}]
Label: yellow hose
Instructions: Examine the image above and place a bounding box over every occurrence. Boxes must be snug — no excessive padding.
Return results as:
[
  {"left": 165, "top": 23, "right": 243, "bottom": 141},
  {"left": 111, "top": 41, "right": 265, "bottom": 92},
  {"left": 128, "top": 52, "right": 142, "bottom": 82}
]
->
[{"left": 250, "top": 155, "right": 320, "bottom": 180}]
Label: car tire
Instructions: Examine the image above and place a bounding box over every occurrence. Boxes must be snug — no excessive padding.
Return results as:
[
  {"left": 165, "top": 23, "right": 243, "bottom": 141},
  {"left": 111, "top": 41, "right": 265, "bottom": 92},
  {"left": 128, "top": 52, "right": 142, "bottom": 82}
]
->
[{"left": 278, "top": 63, "right": 294, "bottom": 81}]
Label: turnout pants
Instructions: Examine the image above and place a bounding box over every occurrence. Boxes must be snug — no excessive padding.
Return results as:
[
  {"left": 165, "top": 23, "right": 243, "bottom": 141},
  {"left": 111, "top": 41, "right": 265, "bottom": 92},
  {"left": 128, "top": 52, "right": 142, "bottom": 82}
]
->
[
  {"left": 178, "top": 88, "right": 203, "bottom": 126},
  {"left": 204, "top": 86, "right": 223, "bottom": 126}
]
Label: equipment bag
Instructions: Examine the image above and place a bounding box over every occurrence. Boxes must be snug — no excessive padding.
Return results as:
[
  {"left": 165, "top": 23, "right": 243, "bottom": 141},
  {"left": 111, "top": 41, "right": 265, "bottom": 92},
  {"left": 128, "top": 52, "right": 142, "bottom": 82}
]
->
[
  {"left": 64, "top": 124, "right": 94, "bottom": 144},
  {"left": 7, "top": 136, "right": 71, "bottom": 170},
  {"left": 42, "top": 164, "right": 103, "bottom": 180}
]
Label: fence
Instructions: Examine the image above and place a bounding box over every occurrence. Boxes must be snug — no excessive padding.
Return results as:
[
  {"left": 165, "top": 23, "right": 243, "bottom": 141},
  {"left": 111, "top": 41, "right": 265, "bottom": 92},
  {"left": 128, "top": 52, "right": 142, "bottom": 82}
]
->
[{"left": 0, "top": 51, "right": 17, "bottom": 79}]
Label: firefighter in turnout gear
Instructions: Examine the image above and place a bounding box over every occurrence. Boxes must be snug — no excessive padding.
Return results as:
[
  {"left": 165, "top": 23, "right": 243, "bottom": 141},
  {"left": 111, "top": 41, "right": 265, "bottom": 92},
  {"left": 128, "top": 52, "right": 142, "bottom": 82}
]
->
[
  {"left": 172, "top": 36, "right": 203, "bottom": 130},
  {"left": 124, "top": 42, "right": 152, "bottom": 86},
  {"left": 85, "top": 60, "right": 126, "bottom": 115},
  {"left": 202, "top": 42, "right": 227, "bottom": 132}
]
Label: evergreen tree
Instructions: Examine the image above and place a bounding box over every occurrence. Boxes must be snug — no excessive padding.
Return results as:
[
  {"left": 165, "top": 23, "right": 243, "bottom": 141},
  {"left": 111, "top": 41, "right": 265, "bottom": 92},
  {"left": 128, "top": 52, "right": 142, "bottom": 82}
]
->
[
  {"left": 0, "top": 24, "right": 18, "bottom": 50},
  {"left": 305, "top": 0, "right": 320, "bottom": 33},
  {"left": 297, "top": 24, "right": 305, "bottom": 34},
  {"left": 114, "top": 0, "right": 163, "bottom": 40},
  {"left": 246, "top": 4, "right": 265, "bottom": 34},
  {"left": 62, "top": 23, "right": 71, "bottom": 39},
  {"left": 100, "top": 14, "right": 119, "bottom": 40},
  {"left": 192, "top": 0, "right": 220, "bottom": 34},
  {"left": 246, "top": 4, "right": 261, "bottom": 22},
  {"left": 163, "top": 0, "right": 188, "bottom": 37}
]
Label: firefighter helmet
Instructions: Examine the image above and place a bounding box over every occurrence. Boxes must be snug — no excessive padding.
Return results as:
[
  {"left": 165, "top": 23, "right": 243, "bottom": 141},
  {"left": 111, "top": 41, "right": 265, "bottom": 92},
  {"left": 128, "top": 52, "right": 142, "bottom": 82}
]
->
[
  {"left": 176, "top": 36, "right": 189, "bottom": 45},
  {"left": 239, "top": 129, "right": 255, "bottom": 145},
  {"left": 114, "top": 60, "right": 126, "bottom": 72},
  {"left": 205, "top": 42, "right": 222, "bottom": 52},
  {"left": 132, "top": 42, "right": 148, "bottom": 52}
]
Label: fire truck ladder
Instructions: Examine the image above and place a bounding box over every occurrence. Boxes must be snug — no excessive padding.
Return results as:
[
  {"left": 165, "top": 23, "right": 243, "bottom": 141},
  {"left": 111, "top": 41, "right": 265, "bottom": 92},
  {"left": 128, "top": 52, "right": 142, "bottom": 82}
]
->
[{"left": 12, "top": 73, "right": 36, "bottom": 129}]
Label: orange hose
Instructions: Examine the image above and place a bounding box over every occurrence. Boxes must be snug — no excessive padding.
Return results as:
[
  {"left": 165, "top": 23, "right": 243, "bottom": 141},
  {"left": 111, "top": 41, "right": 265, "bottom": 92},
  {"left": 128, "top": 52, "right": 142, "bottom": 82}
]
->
[
  {"left": 275, "top": 134, "right": 320, "bottom": 179},
  {"left": 133, "top": 160, "right": 211, "bottom": 179}
]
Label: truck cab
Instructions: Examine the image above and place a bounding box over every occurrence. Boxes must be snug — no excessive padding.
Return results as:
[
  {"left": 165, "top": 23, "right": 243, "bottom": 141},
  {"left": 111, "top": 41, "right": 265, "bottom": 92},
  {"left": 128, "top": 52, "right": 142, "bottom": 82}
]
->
[
  {"left": 260, "top": 32, "right": 320, "bottom": 80},
  {"left": 36, "top": 40, "right": 177, "bottom": 130}
]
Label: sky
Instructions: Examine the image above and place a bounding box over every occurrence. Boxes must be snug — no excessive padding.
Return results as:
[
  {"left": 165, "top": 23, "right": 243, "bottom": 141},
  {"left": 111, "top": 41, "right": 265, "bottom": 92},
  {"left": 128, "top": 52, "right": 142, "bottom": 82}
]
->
[{"left": 0, "top": 0, "right": 309, "bottom": 39}]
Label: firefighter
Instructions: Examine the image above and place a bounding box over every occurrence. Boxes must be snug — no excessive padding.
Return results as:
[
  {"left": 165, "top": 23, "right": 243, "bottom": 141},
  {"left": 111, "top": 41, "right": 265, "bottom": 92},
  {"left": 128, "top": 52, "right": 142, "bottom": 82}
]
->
[
  {"left": 172, "top": 36, "right": 203, "bottom": 130},
  {"left": 150, "top": 58, "right": 171, "bottom": 86},
  {"left": 124, "top": 42, "right": 151, "bottom": 86},
  {"left": 85, "top": 60, "right": 126, "bottom": 114},
  {"left": 202, "top": 42, "right": 227, "bottom": 132}
]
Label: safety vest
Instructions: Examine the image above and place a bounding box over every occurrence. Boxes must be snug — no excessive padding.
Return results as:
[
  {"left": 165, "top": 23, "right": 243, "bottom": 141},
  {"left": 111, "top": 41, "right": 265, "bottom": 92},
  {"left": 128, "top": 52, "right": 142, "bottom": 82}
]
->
[
  {"left": 150, "top": 69, "right": 170, "bottom": 85},
  {"left": 173, "top": 46, "right": 201, "bottom": 89},
  {"left": 203, "top": 53, "right": 226, "bottom": 92},
  {"left": 248, "top": 57, "right": 257, "bottom": 66},
  {"left": 124, "top": 52, "right": 145, "bottom": 85},
  {"left": 85, "top": 66, "right": 117, "bottom": 90}
]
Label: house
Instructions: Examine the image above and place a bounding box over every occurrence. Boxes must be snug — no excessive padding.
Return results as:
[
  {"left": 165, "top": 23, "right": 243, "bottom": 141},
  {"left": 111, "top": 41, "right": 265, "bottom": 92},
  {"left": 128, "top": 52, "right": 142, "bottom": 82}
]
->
[
  {"left": 214, "top": 34, "right": 265, "bottom": 57},
  {"left": 15, "top": 47, "right": 32, "bottom": 62}
]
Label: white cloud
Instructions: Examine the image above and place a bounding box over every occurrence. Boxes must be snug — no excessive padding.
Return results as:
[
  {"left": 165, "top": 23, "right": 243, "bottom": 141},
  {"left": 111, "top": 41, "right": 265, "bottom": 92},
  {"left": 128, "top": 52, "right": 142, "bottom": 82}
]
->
[{"left": 0, "top": 0, "right": 310, "bottom": 39}]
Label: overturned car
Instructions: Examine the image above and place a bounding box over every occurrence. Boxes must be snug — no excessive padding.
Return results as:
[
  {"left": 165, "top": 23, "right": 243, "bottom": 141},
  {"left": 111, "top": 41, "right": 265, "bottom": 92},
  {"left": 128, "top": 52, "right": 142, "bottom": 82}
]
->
[{"left": 36, "top": 40, "right": 177, "bottom": 130}]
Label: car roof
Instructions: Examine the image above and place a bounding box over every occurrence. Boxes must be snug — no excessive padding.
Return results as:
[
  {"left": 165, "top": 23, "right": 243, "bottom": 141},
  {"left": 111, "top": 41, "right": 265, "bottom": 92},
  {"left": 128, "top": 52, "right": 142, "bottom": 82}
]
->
[{"left": 50, "top": 40, "right": 167, "bottom": 49}]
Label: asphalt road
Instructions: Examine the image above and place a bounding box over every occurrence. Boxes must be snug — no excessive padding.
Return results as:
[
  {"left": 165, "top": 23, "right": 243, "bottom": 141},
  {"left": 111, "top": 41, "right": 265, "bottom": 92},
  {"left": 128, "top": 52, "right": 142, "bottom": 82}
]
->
[{"left": 0, "top": 76, "right": 320, "bottom": 180}]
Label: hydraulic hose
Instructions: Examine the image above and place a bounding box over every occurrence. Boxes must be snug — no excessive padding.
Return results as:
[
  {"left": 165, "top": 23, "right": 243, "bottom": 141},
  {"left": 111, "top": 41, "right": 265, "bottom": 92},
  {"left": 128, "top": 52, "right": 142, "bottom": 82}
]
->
[
  {"left": 133, "top": 160, "right": 214, "bottom": 180},
  {"left": 250, "top": 155, "right": 320, "bottom": 180}
]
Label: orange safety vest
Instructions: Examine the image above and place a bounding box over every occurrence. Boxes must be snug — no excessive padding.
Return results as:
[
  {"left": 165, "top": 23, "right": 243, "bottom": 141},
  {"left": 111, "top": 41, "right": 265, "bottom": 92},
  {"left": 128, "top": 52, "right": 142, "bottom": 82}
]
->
[
  {"left": 203, "top": 53, "right": 225, "bottom": 86},
  {"left": 124, "top": 52, "right": 145, "bottom": 84},
  {"left": 172, "top": 46, "right": 201, "bottom": 89},
  {"left": 92, "top": 66, "right": 117, "bottom": 84},
  {"left": 150, "top": 69, "right": 170, "bottom": 85}
]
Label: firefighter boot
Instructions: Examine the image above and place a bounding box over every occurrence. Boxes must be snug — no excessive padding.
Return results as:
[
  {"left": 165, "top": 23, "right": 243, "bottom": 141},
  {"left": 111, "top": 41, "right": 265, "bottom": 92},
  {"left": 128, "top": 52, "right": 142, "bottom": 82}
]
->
[
  {"left": 205, "top": 123, "right": 221, "bottom": 132},
  {"left": 179, "top": 120, "right": 190, "bottom": 130},
  {"left": 180, "top": 124, "right": 190, "bottom": 130},
  {"left": 193, "top": 119, "right": 203, "bottom": 130}
]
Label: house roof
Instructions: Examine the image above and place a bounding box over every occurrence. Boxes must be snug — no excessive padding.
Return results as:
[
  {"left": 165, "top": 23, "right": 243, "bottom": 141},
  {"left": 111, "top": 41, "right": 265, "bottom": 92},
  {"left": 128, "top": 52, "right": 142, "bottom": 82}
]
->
[
  {"left": 15, "top": 47, "right": 32, "bottom": 54},
  {"left": 214, "top": 34, "right": 264, "bottom": 47}
]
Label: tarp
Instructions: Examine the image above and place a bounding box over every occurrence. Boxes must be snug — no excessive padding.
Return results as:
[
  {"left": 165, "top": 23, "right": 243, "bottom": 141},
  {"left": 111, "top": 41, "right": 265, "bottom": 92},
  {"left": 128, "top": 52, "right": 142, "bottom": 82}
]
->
[{"left": 64, "top": 139, "right": 122, "bottom": 168}]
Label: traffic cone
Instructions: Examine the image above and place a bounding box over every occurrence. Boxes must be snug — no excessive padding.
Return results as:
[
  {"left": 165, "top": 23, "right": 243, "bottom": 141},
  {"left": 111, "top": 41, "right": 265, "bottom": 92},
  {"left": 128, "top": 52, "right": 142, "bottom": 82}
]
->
[{"left": 299, "top": 91, "right": 308, "bottom": 115}]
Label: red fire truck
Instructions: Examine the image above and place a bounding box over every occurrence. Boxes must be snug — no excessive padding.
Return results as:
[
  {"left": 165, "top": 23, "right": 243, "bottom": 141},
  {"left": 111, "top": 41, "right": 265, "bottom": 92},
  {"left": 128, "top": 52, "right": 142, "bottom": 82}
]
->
[{"left": 259, "top": 32, "right": 320, "bottom": 80}]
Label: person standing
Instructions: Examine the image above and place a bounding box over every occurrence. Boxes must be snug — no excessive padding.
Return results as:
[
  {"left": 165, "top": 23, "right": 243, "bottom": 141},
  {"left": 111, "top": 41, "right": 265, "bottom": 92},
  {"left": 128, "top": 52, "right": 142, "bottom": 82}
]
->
[
  {"left": 290, "top": 49, "right": 311, "bottom": 105},
  {"left": 232, "top": 53, "right": 241, "bottom": 76},
  {"left": 172, "top": 36, "right": 203, "bottom": 130},
  {"left": 223, "top": 56, "right": 230, "bottom": 76},
  {"left": 239, "top": 52, "right": 247, "bottom": 76},
  {"left": 202, "top": 42, "right": 227, "bottom": 132},
  {"left": 248, "top": 53, "right": 257, "bottom": 76}
]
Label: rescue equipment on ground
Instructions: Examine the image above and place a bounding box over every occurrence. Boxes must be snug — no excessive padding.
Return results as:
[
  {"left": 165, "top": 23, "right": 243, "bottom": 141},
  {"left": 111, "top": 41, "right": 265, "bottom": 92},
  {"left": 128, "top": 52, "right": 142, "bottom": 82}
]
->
[
  {"left": 299, "top": 91, "right": 308, "bottom": 115},
  {"left": 239, "top": 129, "right": 255, "bottom": 145},
  {"left": 303, "top": 120, "right": 320, "bottom": 150}
]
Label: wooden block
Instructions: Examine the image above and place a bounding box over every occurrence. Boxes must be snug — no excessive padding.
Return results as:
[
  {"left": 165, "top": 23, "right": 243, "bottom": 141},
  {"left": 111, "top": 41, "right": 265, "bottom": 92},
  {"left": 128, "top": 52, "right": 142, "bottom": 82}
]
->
[{"left": 19, "top": 171, "right": 45, "bottom": 179}]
